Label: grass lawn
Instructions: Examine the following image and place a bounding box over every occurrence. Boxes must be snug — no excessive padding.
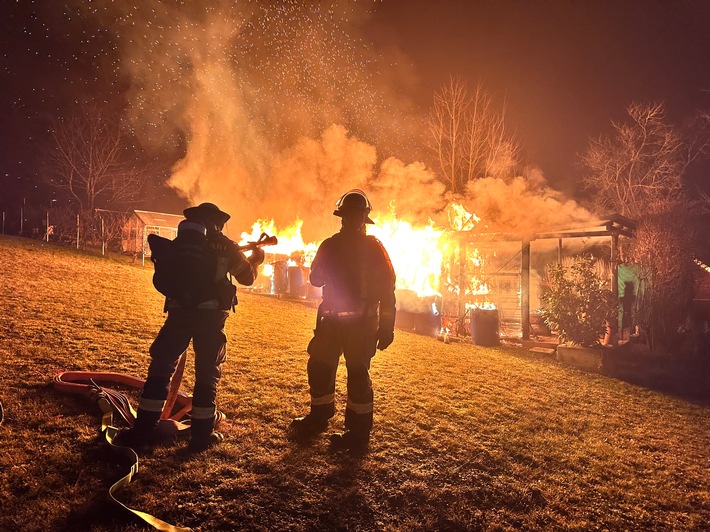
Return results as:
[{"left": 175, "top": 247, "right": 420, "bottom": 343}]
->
[{"left": 0, "top": 235, "right": 708, "bottom": 531}]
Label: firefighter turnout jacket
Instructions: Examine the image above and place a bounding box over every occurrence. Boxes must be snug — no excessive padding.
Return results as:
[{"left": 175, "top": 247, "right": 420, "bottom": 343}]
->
[
  {"left": 139, "top": 228, "right": 260, "bottom": 440},
  {"left": 164, "top": 228, "right": 259, "bottom": 311},
  {"left": 306, "top": 227, "right": 396, "bottom": 434},
  {"left": 310, "top": 229, "right": 396, "bottom": 321}
]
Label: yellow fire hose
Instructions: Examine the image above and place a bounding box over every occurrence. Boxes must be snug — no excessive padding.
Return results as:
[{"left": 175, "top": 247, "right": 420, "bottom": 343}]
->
[
  {"left": 99, "top": 398, "right": 191, "bottom": 532},
  {"left": 53, "top": 351, "right": 223, "bottom": 531}
]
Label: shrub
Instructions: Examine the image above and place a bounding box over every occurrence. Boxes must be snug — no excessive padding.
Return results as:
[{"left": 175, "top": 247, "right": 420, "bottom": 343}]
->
[
  {"left": 541, "top": 254, "right": 615, "bottom": 348},
  {"left": 625, "top": 209, "right": 696, "bottom": 353}
]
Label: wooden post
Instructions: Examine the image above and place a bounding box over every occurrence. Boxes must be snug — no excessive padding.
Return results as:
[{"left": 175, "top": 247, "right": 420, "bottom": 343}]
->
[
  {"left": 2, "top": 211, "right": 5, "bottom": 235},
  {"left": 46, "top": 211, "right": 49, "bottom": 242},
  {"left": 610, "top": 232, "right": 620, "bottom": 345},
  {"left": 557, "top": 237, "right": 563, "bottom": 263},
  {"left": 20, "top": 206, "right": 24, "bottom": 236},
  {"left": 521, "top": 239, "right": 531, "bottom": 340},
  {"left": 142, "top": 225, "right": 146, "bottom": 266},
  {"left": 76, "top": 213, "right": 80, "bottom": 250},
  {"left": 101, "top": 216, "right": 105, "bottom": 256},
  {"left": 611, "top": 232, "right": 619, "bottom": 299},
  {"left": 458, "top": 237, "right": 467, "bottom": 319}
]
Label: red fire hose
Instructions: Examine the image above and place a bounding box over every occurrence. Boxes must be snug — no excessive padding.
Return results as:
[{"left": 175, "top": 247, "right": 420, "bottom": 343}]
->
[{"left": 52, "top": 351, "right": 223, "bottom": 531}]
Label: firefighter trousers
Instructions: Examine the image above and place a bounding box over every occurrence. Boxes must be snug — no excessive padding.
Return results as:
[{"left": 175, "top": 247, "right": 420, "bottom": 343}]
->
[
  {"left": 138, "top": 308, "right": 228, "bottom": 435},
  {"left": 306, "top": 315, "right": 378, "bottom": 434}
]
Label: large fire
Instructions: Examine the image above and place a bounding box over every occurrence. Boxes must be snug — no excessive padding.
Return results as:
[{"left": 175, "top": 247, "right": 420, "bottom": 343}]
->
[
  {"left": 369, "top": 215, "right": 444, "bottom": 298},
  {"left": 240, "top": 218, "right": 318, "bottom": 266},
  {"left": 237, "top": 203, "right": 495, "bottom": 312}
]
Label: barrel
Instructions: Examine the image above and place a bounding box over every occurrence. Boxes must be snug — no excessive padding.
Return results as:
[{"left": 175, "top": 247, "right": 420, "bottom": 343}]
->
[
  {"left": 470, "top": 308, "right": 500, "bottom": 346},
  {"left": 395, "top": 310, "right": 416, "bottom": 331},
  {"left": 271, "top": 261, "right": 288, "bottom": 294},
  {"left": 414, "top": 312, "right": 441, "bottom": 337},
  {"left": 287, "top": 265, "right": 307, "bottom": 298},
  {"left": 306, "top": 282, "right": 322, "bottom": 301}
]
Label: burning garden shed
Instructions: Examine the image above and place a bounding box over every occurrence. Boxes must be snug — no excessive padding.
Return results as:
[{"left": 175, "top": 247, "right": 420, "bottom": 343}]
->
[
  {"left": 446, "top": 214, "right": 636, "bottom": 344},
  {"left": 237, "top": 207, "right": 636, "bottom": 347}
]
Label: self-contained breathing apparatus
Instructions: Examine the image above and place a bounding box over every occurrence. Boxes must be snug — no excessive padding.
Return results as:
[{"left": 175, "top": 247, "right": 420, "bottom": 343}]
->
[{"left": 148, "top": 223, "right": 276, "bottom": 311}]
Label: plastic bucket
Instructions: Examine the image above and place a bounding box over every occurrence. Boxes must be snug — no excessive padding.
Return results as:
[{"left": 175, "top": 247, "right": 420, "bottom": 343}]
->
[{"left": 470, "top": 308, "right": 500, "bottom": 346}]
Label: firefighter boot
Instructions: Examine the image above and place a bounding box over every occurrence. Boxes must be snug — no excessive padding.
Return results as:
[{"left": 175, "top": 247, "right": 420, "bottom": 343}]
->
[
  {"left": 189, "top": 416, "right": 223, "bottom": 453},
  {"left": 331, "top": 409, "right": 372, "bottom": 453},
  {"left": 290, "top": 403, "right": 334, "bottom": 439},
  {"left": 114, "top": 409, "right": 160, "bottom": 449},
  {"left": 329, "top": 430, "right": 370, "bottom": 453}
]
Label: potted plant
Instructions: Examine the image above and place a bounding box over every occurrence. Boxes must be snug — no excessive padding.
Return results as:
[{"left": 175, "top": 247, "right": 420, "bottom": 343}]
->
[{"left": 541, "top": 254, "right": 615, "bottom": 371}]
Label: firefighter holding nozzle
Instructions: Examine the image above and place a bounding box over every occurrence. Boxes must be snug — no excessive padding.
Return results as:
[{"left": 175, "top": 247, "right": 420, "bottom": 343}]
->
[
  {"left": 117, "top": 202, "right": 265, "bottom": 452},
  {"left": 291, "top": 189, "right": 396, "bottom": 452}
]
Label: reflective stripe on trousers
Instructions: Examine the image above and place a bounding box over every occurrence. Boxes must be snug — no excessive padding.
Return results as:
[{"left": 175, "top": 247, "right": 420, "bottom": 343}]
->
[
  {"left": 142, "top": 308, "right": 228, "bottom": 414},
  {"left": 306, "top": 315, "right": 377, "bottom": 429},
  {"left": 346, "top": 398, "right": 373, "bottom": 415},
  {"left": 310, "top": 392, "right": 335, "bottom": 406},
  {"left": 191, "top": 405, "right": 216, "bottom": 420},
  {"left": 137, "top": 397, "right": 166, "bottom": 413}
]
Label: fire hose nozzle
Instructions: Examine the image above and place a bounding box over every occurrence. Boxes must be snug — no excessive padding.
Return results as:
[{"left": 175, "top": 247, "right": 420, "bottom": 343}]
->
[{"left": 238, "top": 232, "right": 278, "bottom": 251}]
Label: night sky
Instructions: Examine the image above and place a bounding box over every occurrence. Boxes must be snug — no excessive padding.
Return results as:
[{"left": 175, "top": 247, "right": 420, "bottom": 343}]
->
[{"left": 3, "top": 0, "right": 710, "bottom": 219}]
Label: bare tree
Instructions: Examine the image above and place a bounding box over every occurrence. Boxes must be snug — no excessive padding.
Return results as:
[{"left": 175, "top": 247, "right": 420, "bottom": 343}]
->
[
  {"left": 582, "top": 102, "right": 710, "bottom": 353},
  {"left": 429, "top": 78, "right": 468, "bottom": 193},
  {"left": 428, "top": 79, "right": 519, "bottom": 194},
  {"left": 686, "top": 110, "right": 710, "bottom": 213},
  {"left": 95, "top": 209, "right": 130, "bottom": 252},
  {"left": 627, "top": 209, "right": 697, "bottom": 353},
  {"left": 46, "top": 105, "right": 144, "bottom": 213},
  {"left": 581, "top": 102, "right": 710, "bottom": 218}
]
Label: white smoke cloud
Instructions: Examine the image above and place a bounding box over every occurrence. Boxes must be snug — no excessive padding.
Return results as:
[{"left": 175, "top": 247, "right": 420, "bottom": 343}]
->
[
  {"left": 369, "top": 157, "right": 447, "bottom": 223},
  {"left": 83, "top": 1, "right": 597, "bottom": 247},
  {"left": 264, "top": 124, "right": 377, "bottom": 242},
  {"left": 247, "top": 125, "right": 447, "bottom": 242},
  {"left": 462, "top": 169, "right": 595, "bottom": 237},
  {"left": 82, "top": 1, "right": 429, "bottom": 238}
]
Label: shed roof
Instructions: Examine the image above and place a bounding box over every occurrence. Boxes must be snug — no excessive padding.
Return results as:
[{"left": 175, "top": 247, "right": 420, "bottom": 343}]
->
[
  {"left": 695, "top": 259, "right": 710, "bottom": 302},
  {"left": 454, "top": 214, "right": 636, "bottom": 242},
  {"left": 133, "top": 210, "right": 183, "bottom": 228}
]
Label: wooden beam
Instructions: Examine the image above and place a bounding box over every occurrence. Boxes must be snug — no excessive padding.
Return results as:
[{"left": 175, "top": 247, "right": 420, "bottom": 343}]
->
[
  {"left": 535, "top": 230, "right": 611, "bottom": 239},
  {"left": 610, "top": 233, "right": 620, "bottom": 346},
  {"left": 458, "top": 238, "right": 467, "bottom": 318},
  {"left": 606, "top": 213, "right": 637, "bottom": 229},
  {"left": 522, "top": 239, "right": 531, "bottom": 341},
  {"left": 611, "top": 233, "right": 619, "bottom": 299}
]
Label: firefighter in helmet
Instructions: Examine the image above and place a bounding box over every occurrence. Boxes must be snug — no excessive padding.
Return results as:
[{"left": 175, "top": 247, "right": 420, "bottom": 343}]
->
[
  {"left": 291, "top": 189, "right": 396, "bottom": 452},
  {"left": 118, "top": 202, "right": 265, "bottom": 452}
]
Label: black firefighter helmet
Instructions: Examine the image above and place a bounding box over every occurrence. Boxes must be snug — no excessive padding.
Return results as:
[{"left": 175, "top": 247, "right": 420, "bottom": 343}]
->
[
  {"left": 183, "top": 202, "right": 231, "bottom": 229},
  {"left": 333, "top": 189, "right": 374, "bottom": 224}
]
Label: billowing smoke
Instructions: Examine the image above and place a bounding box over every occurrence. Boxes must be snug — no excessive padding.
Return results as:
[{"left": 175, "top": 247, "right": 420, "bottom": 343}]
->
[
  {"left": 252, "top": 125, "right": 447, "bottom": 242},
  {"left": 81, "top": 0, "right": 427, "bottom": 239},
  {"left": 462, "top": 168, "right": 595, "bottom": 236},
  {"left": 82, "top": 0, "right": 595, "bottom": 246},
  {"left": 264, "top": 124, "right": 376, "bottom": 242},
  {"left": 370, "top": 157, "right": 447, "bottom": 223}
]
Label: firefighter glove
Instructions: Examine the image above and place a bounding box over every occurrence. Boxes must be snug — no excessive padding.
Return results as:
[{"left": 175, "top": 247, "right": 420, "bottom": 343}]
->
[
  {"left": 376, "top": 323, "right": 394, "bottom": 351},
  {"left": 249, "top": 247, "right": 265, "bottom": 266}
]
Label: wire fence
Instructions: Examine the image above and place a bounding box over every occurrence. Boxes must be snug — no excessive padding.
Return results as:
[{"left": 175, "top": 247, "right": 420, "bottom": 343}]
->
[{"left": 1, "top": 203, "right": 131, "bottom": 256}]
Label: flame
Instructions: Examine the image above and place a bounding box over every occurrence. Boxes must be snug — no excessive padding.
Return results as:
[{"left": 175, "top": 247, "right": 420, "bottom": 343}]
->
[
  {"left": 239, "top": 218, "right": 318, "bottom": 266},
  {"left": 262, "top": 263, "right": 274, "bottom": 278},
  {"left": 369, "top": 214, "right": 445, "bottom": 298},
  {"left": 239, "top": 202, "right": 499, "bottom": 310},
  {"left": 447, "top": 203, "right": 481, "bottom": 231},
  {"left": 467, "top": 301, "right": 497, "bottom": 310}
]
